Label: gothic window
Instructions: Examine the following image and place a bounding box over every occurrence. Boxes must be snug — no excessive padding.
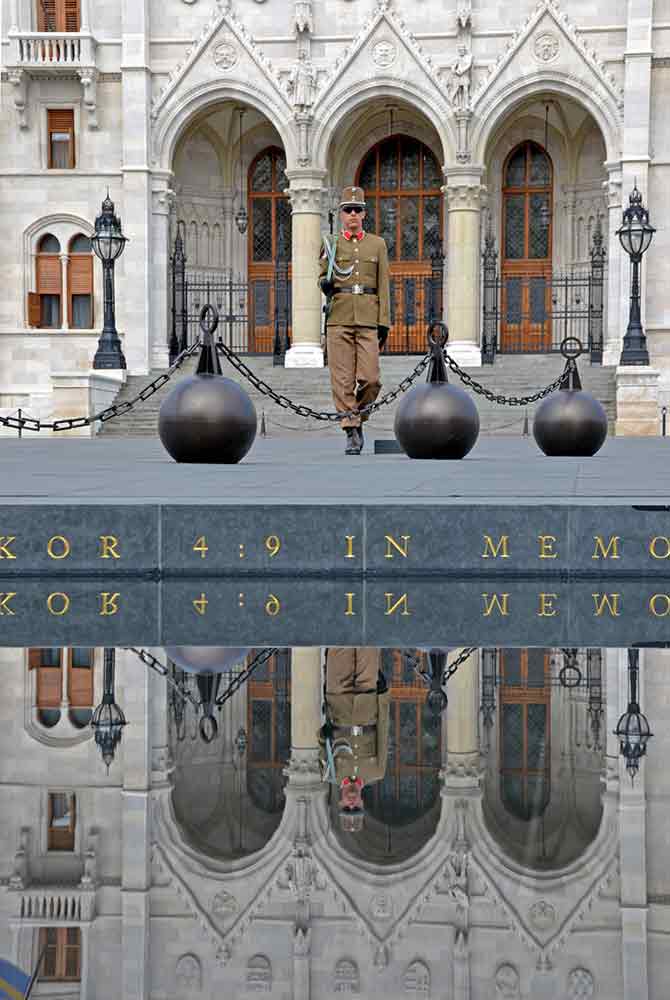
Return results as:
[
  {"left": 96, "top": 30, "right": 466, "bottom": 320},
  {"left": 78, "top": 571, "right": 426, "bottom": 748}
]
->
[
  {"left": 32, "top": 234, "right": 62, "bottom": 328},
  {"left": 247, "top": 650, "right": 291, "bottom": 813},
  {"left": 499, "top": 648, "right": 550, "bottom": 821},
  {"left": 47, "top": 792, "right": 76, "bottom": 851},
  {"left": 36, "top": 0, "right": 80, "bottom": 32},
  {"left": 47, "top": 110, "right": 75, "bottom": 169},
  {"left": 502, "top": 141, "right": 552, "bottom": 263},
  {"left": 356, "top": 136, "right": 443, "bottom": 261},
  {"left": 67, "top": 234, "right": 93, "bottom": 329},
  {"left": 29, "top": 648, "right": 95, "bottom": 729},
  {"left": 334, "top": 959, "right": 360, "bottom": 994},
  {"left": 38, "top": 928, "right": 81, "bottom": 981},
  {"left": 247, "top": 147, "right": 291, "bottom": 353}
]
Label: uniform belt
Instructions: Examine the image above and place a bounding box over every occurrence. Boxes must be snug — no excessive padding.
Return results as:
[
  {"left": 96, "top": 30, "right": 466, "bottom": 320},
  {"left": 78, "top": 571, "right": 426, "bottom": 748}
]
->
[
  {"left": 334, "top": 724, "right": 377, "bottom": 736},
  {"left": 335, "top": 286, "right": 377, "bottom": 296}
]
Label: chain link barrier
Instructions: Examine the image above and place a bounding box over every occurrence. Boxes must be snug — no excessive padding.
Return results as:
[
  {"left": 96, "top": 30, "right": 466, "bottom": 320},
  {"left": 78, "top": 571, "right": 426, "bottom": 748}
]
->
[
  {"left": 0, "top": 341, "right": 201, "bottom": 434},
  {"left": 443, "top": 353, "right": 569, "bottom": 408}
]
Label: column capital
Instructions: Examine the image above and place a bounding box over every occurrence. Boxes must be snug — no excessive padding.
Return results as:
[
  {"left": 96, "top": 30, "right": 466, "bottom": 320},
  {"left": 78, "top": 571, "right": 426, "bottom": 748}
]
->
[
  {"left": 285, "top": 169, "right": 328, "bottom": 214},
  {"left": 444, "top": 165, "right": 487, "bottom": 211}
]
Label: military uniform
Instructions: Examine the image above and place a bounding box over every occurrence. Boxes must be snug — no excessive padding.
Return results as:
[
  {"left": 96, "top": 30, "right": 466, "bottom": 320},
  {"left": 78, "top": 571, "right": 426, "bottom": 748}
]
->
[
  {"left": 319, "top": 647, "right": 390, "bottom": 786},
  {"left": 319, "top": 187, "right": 391, "bottom": 447}
]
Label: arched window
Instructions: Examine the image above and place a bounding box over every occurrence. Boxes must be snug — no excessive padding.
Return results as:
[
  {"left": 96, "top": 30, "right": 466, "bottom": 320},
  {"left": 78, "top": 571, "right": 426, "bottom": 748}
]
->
[
  {"left": 247, "top": 147, "right": 292, "bottom": 353},
  {"left": 29, "top": 648, "right": 94, "bottom": 725},
  {"left": 32, "top": 234, "right": 62, "bottom": 328},
  {"left": 499, "top": 648, "right": 550, "bottom": 821},
  {"left": 37, "top": 0, "right": 80, "bottom": 32},
  {"left": 67, "top": 233, "right": 93, "bottom": 328},
  {"left": 357, "top": 135, "right": 443, "bottom": 261}
]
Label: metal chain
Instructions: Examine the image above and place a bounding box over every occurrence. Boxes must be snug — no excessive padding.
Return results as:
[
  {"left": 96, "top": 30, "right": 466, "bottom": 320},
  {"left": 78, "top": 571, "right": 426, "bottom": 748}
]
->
[
  {"left": 125, "top": 647, "right": 199, "bottom": 707},
  {"left": 0, "top": 342, "right": 201, "bottom": 434},
  {"left": 410, "top": 645, "right": 478, "bottom": 686},
  {"left": 217, "top": 341, "right": 430, "bottom": 421},
  {"left": 444, "top": 352, "right": 570, "bottom": 407},
  {"left": 214, "top": 647, "right": 279, "bottom": 708}
]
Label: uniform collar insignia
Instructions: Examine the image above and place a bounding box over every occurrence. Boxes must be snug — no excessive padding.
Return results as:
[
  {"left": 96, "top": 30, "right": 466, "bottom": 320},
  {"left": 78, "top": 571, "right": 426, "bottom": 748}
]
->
[{"left": 342, "top": 230, "right": 365, "bottom": 241}]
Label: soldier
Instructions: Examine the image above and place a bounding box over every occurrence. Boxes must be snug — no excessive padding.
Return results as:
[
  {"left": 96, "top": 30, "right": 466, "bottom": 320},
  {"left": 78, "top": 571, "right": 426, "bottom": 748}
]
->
[
  {"left": 320, "top": 186, "right": 391, "bottom": 455},
  {"left": 319, "top": 647, "right": 390, "bottom": 833}
]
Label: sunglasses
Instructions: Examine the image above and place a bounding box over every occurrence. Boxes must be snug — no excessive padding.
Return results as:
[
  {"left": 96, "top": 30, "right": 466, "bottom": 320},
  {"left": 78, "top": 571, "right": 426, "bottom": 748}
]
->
[{"left": 342, "top": 206, "right": 364, "bottom": 214}]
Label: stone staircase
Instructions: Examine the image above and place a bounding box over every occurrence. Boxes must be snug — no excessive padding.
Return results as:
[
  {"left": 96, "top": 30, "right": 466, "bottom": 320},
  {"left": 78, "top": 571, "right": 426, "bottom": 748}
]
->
[{"left": 99, "top": 352, "right": 617, "bottom": 438}]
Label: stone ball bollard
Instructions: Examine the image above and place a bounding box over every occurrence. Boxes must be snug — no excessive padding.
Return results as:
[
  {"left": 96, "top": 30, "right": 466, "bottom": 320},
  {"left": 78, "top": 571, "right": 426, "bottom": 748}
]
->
[
  {"left": 159, "top": 305, "right": 257, "bottom": 464},
  {"left": 394, "top": 322, "right": 480, "bottom": 459},
  {"left": 533, "top": 338, "right": 608, "bottom": 457}
]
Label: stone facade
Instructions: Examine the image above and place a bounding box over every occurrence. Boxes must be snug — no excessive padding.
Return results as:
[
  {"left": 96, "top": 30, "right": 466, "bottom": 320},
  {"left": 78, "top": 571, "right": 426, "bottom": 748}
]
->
[
  {"left": 0, "top": 0, "right": 668, "bottom": 426},
  {"left": 0, "top": 646, "right": 668, "bottom": 998}
]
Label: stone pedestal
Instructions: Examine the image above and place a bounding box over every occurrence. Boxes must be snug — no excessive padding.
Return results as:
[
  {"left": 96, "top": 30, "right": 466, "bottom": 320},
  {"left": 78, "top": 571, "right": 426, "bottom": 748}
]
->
[
  {"left": 445, "top": 167, "right": 486, "bottom": 368},
  {"left": 615, "top": 366, "right": 660, "bottom": 436},
  {"left": 51, "top": 369, "right": 126, "bottom": 436},
  {"left": 285, "top": 170, "right": 327, "bottom": 368}
]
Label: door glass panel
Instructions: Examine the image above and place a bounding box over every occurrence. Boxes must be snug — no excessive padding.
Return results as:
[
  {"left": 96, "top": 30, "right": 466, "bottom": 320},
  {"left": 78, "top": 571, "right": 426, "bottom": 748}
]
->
[
  {"left": 423, "top": 149, "right": 441, "bottom": 189},
  {"left": 359, "top": 151, "right": 377, "bottom": 190},
  {"left": 506, "top": 147, "right": 526, "bottom": 187},
  {"left": 250, "top": 701, "right": 272, "bottom": 760},
  {"left": 503, "top": 648, "right": 522, "bottom": 684},
  {"left": 530, "top": 146, "right": 551, "bottom": 186},
  {"left": 504, "top": 278, "right": 523, "bottom": 324},
  {"left": 275, "top": 152, "right": 288, "bottom": 192},
  {"left": 365, "top": 198, "right": 376, "bottom": 235},
  {"left": 400, "top": 702, "right": 418, "bottom": 764},
  {"left": 400, "top": 197, "right": 419, "bottom": 259},
  {"left": 504, "top": 195, "right": 525, "bottom": 259},
  {"left": 380, "top": 198, "right": 398, "bottom": 258},
  {"left": 252, "top": 200, "right": 272, "bottom": 262},
  {"left": 423, "top": 196, "right": 441, "bottom": 257},
  {"left": 527, "top": 648, "right": 546, "bottom": 686},
  {"left": 529, "top": 194, "right": 550, "bottom": 258},
  {"left": 379, "top": 139, "right": 398, "bottom": 189},
  {"left": 401, "top": 140, "right": 420, "bottom": 189},
  {"left": 527, "top": 703, "right": 547, "bottom": 768},
  {"left": 529, "top": 276, "right": 548, "bottom": 323},
  {"left": 251, "top": 153, "right": 272, "bottom": 192},
  {"left": 502, "top": 703, "right": 523, "bottom": 768}
]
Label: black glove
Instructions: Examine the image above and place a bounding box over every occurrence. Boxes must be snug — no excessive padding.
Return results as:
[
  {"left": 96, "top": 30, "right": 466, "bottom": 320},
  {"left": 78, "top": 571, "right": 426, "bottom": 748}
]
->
[
  {"left": 377, "top": 325, "right": 389, "bottom": 350},
  {"left": 320, "top": 278, "right": 335, "bottom": 297},
  {"left": 376, "top": 671, "right": 389, "bottom": 694}
]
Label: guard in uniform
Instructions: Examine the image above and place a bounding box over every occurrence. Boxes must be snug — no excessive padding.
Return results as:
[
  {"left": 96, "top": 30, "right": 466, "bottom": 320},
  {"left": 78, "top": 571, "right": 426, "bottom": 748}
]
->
[
  {"left": 319, "top": 647, "right": 390, "bottom": 833},
  {"left": 320, "top": 187, "right": 391, "bottom": 455}
]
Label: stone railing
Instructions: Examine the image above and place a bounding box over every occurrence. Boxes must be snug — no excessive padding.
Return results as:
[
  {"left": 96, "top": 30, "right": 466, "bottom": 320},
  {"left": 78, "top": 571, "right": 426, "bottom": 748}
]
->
[
  {"left": 17, "top": 889, "right": 95, "bottom": 922},
  {"left": 8, "top": 32, "right": 96, "bottom": 69}
]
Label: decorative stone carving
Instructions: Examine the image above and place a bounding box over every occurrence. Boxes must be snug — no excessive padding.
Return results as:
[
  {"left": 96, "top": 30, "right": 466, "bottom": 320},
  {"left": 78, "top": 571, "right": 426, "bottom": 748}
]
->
[
  {"left": 446, "top": 44, "right": 472, "bottom": 110},
  {"left": 568, "top": 969, "right": 595, "bottom": 999},
  {"left": 335, "top": 959, "right": 360, "bottom": 994},
  {"left": 77, "top": 68, "right": 99, "bottom": 130},
  {"left": 247, "top": 955, "right": 272, "bottom": 993},
  {"left": 9, "top": 827, "right": 30, "bottom": 889},
  {"left": 533, "top": 31, "right": 560, "bottom": 63},
  {"left": 295, "top": 0, "right": 314, "bottom": 34},
  {"left": 529, "top": 900, "right": 557, "bottom": 931},
  {"left": 294, "top": 926, "right": 311, "bottom": 956},
  {"left": 372, "top": 38, "right": 397, "bottom": 68},
  {"left": 495, "top": 964, "right": 520, "bottom": 998},
  {"left": 288, "top": 51, "right": 316, "bottom": 110},
  {"left": 79, "top": 831, "right": 98, "bottom": 889},
  {"left": 444, "top": 851, "right": 470, "bottom": 912},
  {"left": 457, "top": 0, "right": 472, "bottom": 31},
  {"left": 211, "top": 889, "right": 238, "bottom": 918},
  {"left": 175, "top": 954, "right": 202, "bottom": 991},
  {"left": 370, "top": 892, "right": 394, "bottom": 921},
  {"left": 374, "top": 944, "right": 389, "bottom": 969},
  {"left": 404, "top": 960, "right": 430, "bottom": 996},
  {"left": 8, "top": 69, "right": 28, "bottom": 130},
  {"left": 212, "top": 41, "right": 238, "bottom": 71}
]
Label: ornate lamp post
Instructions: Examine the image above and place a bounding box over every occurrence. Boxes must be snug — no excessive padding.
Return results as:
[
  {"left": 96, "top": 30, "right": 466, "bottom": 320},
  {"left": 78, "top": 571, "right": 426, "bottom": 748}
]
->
[
  {"left": 234, "top": 109, "right": 248, "bottom": 235},
  {"left": 91, "top": 192, "right": 128, "bottom": 369},
  {"left": 91, "top": 648, "right": 127, "bottom": 771},
  {"left": 617, "top": 184, "right": 655, "bottom": 365},
  {"left": 614, "top": 648, "right": 652, "bottom": 780}
]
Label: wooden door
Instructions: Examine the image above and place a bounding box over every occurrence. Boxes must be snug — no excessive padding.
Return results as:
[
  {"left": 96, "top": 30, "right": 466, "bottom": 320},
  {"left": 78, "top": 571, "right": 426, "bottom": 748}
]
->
[
  {"left": 356, "top": 136, "right": 443, "bottom": 353},
  {"left": 501, "top": 142, "right": 553, "bottom": 352},
  {"left": 499, "top": 648, "right": 551, "bottom": 820},
  {"left": 247, "top": 147, "right": 292, "bottom": 353}
]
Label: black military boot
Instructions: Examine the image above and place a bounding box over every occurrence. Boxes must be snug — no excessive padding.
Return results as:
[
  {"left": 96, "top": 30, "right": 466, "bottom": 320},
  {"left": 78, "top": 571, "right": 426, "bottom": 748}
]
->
[
  {"left": 357, "top": 425, "right": 365, "bottom": 452},
  {"left": 345, "top": 428, "right": 358, "bottom": 455}
]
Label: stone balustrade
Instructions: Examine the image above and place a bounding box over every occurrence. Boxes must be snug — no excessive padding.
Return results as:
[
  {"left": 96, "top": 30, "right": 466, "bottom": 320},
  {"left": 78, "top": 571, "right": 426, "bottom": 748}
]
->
[
  {"left": 8, "top": 32, "right": 96, "bottom": 70},
  {"left": 17, "top": 889, "right": 95, "bottom": 923}
]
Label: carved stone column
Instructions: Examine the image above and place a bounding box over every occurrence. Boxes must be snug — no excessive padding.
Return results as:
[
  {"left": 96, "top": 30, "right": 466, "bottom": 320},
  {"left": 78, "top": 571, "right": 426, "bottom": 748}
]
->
[
  {"left": 285, "top": 169, "right": 327, "bottom": 368},
  {"left": 60, "top": 254, "right": 69, "bottom": 331},
  {"left": 603, "top": 162, "right": 624, "bottom": 366},
  {"left": 445, "top": 166, "right": 486, "bottom": 366},
  {"left": 288, "top": 647, "right": 321, "bottom": 775},
  {"left": 444, "top": 648, "right": 480, "bottom": 789},
  {"left": 149, "top": 179, "right": 173, "bottom": 370}
]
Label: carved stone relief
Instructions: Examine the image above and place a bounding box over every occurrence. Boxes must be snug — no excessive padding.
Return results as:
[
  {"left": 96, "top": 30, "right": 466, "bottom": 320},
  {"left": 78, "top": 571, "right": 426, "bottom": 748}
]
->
[
  {"left": 529, "top": 900, "right": 557, "bottom": 932},
  {"left": 568, "top": 968, "right": 595, "bottom": 999},
  {"left": 335, "top": 959, "right": 360, "bottom": 994},
  {"left": 369, "top": 892, "right": 394, "bottom": 921},
  {"left": 212, "top": 41, "right": 238, "bottom": 72},
  {"left": 404, "top": 960, "right": 430, "bottom": 997},
  {"left": 372, "top": 39, "right": 397, "bottom": 69},
  {"left": 247, "top": 955, "right": 272, "bottom": 993},
  {"left": 495, "top": 964, "right": 520, "bottom": 999},
  {"left": 533, "top": 31, "right": 560, "bottom": 63},
  {"left": 211, "top": 889, "right": 238, "bottom": 919},
  {"left": 176, "top": 954, "right": 202, "bottom": 991}
]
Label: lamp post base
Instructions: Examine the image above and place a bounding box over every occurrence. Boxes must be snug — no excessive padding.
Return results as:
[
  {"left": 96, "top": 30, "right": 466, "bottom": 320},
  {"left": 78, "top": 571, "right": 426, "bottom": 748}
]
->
[{"left": 93, "top": 348, "right": 127, "bottom": 371}]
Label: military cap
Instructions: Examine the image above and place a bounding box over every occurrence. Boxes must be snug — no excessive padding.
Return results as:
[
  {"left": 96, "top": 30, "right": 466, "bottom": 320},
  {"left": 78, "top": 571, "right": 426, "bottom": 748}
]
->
[{"left": 339, "top": 185, "right": 366, "bottom": 209}]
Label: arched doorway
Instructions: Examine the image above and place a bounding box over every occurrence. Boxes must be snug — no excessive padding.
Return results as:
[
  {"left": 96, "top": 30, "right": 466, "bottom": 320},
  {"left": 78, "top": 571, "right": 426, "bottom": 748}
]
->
[
  {"left": 501, "top": 141, "right": 553, "bottom": 351},
  {"left": 356, "top": 136, "right": 443, "bottom": 353},
  {"left": 248, "top": 146, "right": 292, "bottom": 353}
]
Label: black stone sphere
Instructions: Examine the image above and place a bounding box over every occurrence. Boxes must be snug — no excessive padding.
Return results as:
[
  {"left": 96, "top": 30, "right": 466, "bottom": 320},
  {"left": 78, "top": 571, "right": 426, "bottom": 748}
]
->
[
  {"left": 533, "top": 389, "right": 608, "bottom": 457},
  {"left": 159, "top": 373, "right": 257, "bottom": 464},
  {"left": 165, "top": 647, "right": 251, "bottom": 675},
  {"left": 394, "top": 382, "right": 480, "bottom": 459}
]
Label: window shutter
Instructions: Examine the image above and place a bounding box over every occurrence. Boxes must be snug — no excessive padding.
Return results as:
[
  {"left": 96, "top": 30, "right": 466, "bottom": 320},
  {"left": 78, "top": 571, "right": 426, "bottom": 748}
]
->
[
  {"left": 37, "top": 254, "right": 61, "bottom": 294},
  {"left": 62, "top": 0, "right": 80, "bottom": 31},
  {"left": 37, "top": 0, "right": 57, "bottom": 31},
  {"left": 47, "top": 109, "right": 74, "bottom": 132},
  {"left": 67, "top": 254, "right": 92, "bottom": 326},
  {"left": 28, "top": 293, "right": 41, "bottom": 327},
  {"left": 68, "top": 660, "right": 93, "bottom": 707},
  {"left": 28, "top": 648, "right": 42, "bottom": 669},
  {"left": 37, "top": 665, "right": 62, "bottom": 708}
]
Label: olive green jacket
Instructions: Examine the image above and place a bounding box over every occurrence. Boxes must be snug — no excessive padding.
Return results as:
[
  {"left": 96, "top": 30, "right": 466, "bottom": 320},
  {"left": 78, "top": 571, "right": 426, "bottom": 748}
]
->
[
  {"left": 319, "top": 689, "right": 391, "bottom": 785},
  {"left": 319, "top": 232, "right": 391, "bottom": 329}
]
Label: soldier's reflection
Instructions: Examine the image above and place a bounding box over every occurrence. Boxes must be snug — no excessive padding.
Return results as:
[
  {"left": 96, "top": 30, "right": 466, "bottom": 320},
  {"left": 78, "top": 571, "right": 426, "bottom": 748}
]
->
[{"left": 320, "top": 647, "right": 390, "bottom": 834}]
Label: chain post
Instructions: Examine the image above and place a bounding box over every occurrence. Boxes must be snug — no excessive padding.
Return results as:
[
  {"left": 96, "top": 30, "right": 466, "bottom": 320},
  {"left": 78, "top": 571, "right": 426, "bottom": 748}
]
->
[
  {"left": 430, "top": 245, "right": 445, "bottom": 326},
  {"left": 173, "top": 221, "right": 188, "bottom": 355},
  {"left": 482, "top": 220, "right": 498, "bottom": 365},
  {"left": 589, "top": 217, "right": 606, "bottom": 363},
  {"left": 273, "top": 222, "right": 290, "bottom": 366}
]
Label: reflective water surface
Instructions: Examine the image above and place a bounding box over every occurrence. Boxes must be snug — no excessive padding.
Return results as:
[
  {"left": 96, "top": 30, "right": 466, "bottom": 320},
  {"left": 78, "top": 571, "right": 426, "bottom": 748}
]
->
[{"left": 1, "top": 624, "right": 668, "bottom": 997}]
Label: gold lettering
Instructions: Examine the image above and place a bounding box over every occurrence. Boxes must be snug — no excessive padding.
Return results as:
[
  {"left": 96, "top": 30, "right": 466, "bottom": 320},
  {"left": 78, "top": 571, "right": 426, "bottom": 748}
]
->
[
  {"left": 592, "top": 593, "right": 621, "bottom": 617},
  {"left": 592, "top": 535, "right": 620, "bottom": 560},
  {"left": 0, "top": 592, "right": 16, "bottom": 615},
  {"left": 47, "top": 592, "right": 70, "bottom": 616},
  {"left": 649, "top": 536, "right": 670, "bottom": 560},
  {"left": 99, "top": 592, "right": 120, "bottom": 616},
  {"left": 481, "top": 593, "right": 510, "bottom": 617},
  {"left": 537, "top": 593, "right": 558, "bottom": 617},
  {"left": 345, "top": 535, "right": 356, "bottom": 560},
  {"left": 0, "top": 536, "right": 17, "bottom": 559},
  {"left": 482, "top": 535, "right": 509, "bottom": 559},
  {"left": 538, "top": 535, "right": 558, "bottom": 559},
  {"left": 650, "top": 593, "right": 670, "bottom": 617},
  {"left": 193, "top": 593, "right": 208, "bottom": 615},
  {"left": 193, "top": 536, "right": 208, "bottom": 559},
  {"left": 265, "top": 594, "right": 281, "bottom": 617},
  {"left": 384, "top": 592, "right": 411, "bottom": 616},
  {"left": 99, "top": 535, "right": 120, "bottom": 560},
  {"left": 47, "top": 535, "right": 70, "bottom": 560},
  {"left": 384, "top": 535, "right": 410, "bottom": 559},
  {"left": 344, "top": 592, "right": 356, "bottom": 616},
  {"left": 265, "top": 535, "right": 281, "bottom": 558}
]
